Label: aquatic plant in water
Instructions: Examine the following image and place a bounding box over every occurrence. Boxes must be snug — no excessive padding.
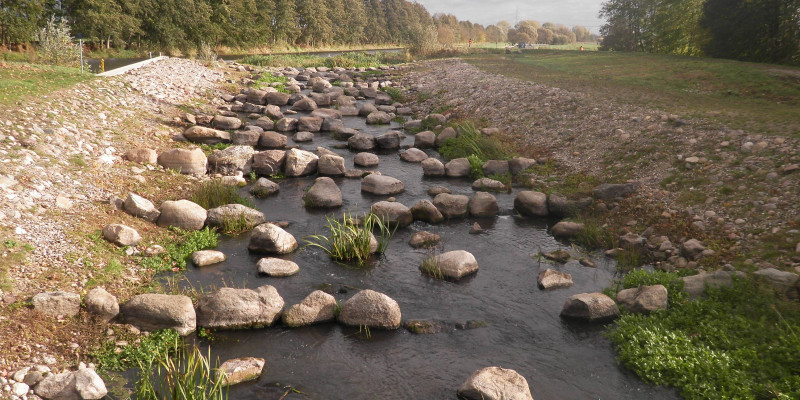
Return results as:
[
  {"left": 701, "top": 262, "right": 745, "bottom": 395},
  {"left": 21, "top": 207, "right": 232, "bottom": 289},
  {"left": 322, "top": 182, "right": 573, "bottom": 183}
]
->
[{"left": 303, "top": 211, "right": 394, "bottom": 265}]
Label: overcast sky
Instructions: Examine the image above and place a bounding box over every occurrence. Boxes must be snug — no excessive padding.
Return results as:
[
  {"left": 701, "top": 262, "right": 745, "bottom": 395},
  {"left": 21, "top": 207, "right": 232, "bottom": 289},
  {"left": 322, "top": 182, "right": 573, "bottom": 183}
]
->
[{"left": 414, "top": 0, "right": 607, "bottom": 33}]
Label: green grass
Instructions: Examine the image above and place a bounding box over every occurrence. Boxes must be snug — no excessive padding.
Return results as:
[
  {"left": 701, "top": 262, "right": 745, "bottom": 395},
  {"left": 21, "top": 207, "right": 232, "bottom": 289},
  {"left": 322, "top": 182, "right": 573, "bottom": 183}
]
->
[
  {"left": 303, "top": 211, "right": 395, "bottom": 266},
  {"left": 135, "top": 342, "right": 227, "bottom": 400},
  {"left": 190, "top": 181, "right": 254, "bottom": 209},
  {"left": 419, "top": 255, "right": 443, "bottom": 280},
  {"left": 381, "top": 86, "right": 406, "bottom": 103},
  {"left": 572, "top": 218, "right": 617, "bottom": 249},
  {"left": 0, "top": 62, "right": 92, "bottom": 106},
  {"left": 139, "top": 228, "right": 219, "bottom": 272},
  {"left": 85, "top": 258, "right": 125, "bottom": 288},
  {"left": 250, "top": 72, "right": 289, "bottom": 93},
  {"left": 199, "top": 143, "right": 234, "bottom": 155},
  {"left": 438, "top": 122, "right": 513, "bottom": 163},
  {"left": 92, "top": 329, "right": 181, "bottom": 372},
  {"left": 465, "top": 51, "right": 800, "bottom": 137},
  {"left": 608, "top": 277, "right": 800, "bottom": 399},
  {"left": 217, "top": 213, "right": 252, "bottom": 236},
  {"left": 0, "top": 235, "right": 34, "bottom": 290}
]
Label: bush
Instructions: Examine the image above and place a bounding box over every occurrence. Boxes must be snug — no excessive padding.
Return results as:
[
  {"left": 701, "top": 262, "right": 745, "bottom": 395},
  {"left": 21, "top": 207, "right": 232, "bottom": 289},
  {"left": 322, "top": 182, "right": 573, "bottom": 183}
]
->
[
  {"left": 608, "top": 278, "right": 800, "bottom": 399},
  {"left": 37, "top": 16, "right": 81, "bottom": 67},
  {"left": 190, "top": 181, "right": 254, "bottom": 209},
  {"left": 92, "top": 329, "right": 181, "bottom": 371},
  {"left": 303, "top": 211, "right": 395, "bottom": 265},
  {"left": 438, "top": 122, "right": 513, "bottom": 162},
  {"left": 196, "top": 42, "right": 219, "bottom": 67}
]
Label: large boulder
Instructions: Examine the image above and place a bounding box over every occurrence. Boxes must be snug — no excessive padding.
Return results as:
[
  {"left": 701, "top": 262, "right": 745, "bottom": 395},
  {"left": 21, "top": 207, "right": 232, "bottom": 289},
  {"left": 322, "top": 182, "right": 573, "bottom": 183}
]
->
[
  {"left": 32, "top": 291, "right": 81, "bottom": 317},
  {"left": 120, "top": 294, "right": 196, "bottom": 335},
  {"left": 157, "top": 200, "right": 207, "bottom": 230},
  {"left": 514, "top": 191, "right": 549, "bottom": 217},
  {"left": 616, "top": 285, "right": 669, "bottom": 313},
  {"left": 469, "top": 192, "right": 499, "bottom": 217},
  {"left": 123, "top": 148, "right": 157, "bottom": 164},
  {"left": 423, "top": 250, "right": 479, "bottom": 280},
  {"left": 157, "top": 148, "right": 207, "bottom": 175},
  {"left": 348, "top": 133, "right": 377, "bottom": 151},
  {"left": 472, "top": 178, "right": 507, "bottom": 193},
  {"left": 124, "top": 193, "right": 160, "bottom": 222},
  {"left": 251, "top": 177, "right": 280, "bottom": 197},
  {"left": 560, "top": 293, "right": 619, "bottom": 322},
  {"left": 196, "top": 285, "right": 284, "bottom": 329},
  {"left": 445, "top": 158, "right": 471, "bottom": 178},
  {"left": 35, "top": 368, "right": 108, "bottom": 400},
  {"left": 370, "top": 201, "right": 413, "bottom": 227},
  {"left": 259, "top": 131, "right": 288, "bottom": 149},
  {"left": 366, "top": 111, "right": 392, "bottom": 125},
  {"left": 266, "top": 92, "right": 290, "bottom": 106},
  {"left": 191, "top": 250, "right": 226, "bottom": 267},
  {"left": 290, "top": 97, "right": 317, "bottom": 111},
  {"left": 84, "top": 287, "right": 119, "bottom": 322},
  {"left": 247, "top": 89, "right": 268, "bottom": 104},
  {"left": 206, "top": 204, "right": 266, "bottom": 230},
  {"left": 508, "top": 157, "right": 537, "bottom": 175},
  {"left": 218, "top": 357, "right": 265, "bottom": 386},
  {"left": 682, "top": 270, "right": 744, "bottom": 299},
  {"left": 293, "top": 131, "right": 314, "bottom": 143},
  {"left": 457, "top": 366, "right": 534, "bottom": 400},
  {"left": 284, "top": 148, "right": 319, "bottom": 177},
  {"left": 409, "top": 231, "right": 441, "bottom": 248},
  {"left": 361, "top": 174, "right": 404, "bottom": 195},
  {"left": 422, "top": 158, "right": 445, "bottom": 176},
  {"left": 309, "top": 92, "right": 330, "bottom": 106},
  {"left": 207, "top": 145, "right": 255, "bottom": 176},
  {"left": 433, "top": 193, "right": 469, "bottom": 219},
  {"left": 482, "top": 160, "right": 509, "bottom": 176},
  {"left": 257, "top": 258, "right": 300, "bottom": 277},
  {"left": 551, "top": 221, "right": 585, "bottom": 238},
  {"left": 318, "top": 154, "right": 346, "bottom": 176},
  {"left": 376, "top": 131, "right": 403, "bottom": 149},
  {"left": 538, "top": 269, "right": 574, "bottom": 290},
  {"left": 248, "top": 223, "right": 298, "bottom": 254},
  {"left": 354, "top": 152, "right": 379, "bottom": 167},
  {"left": 264, "top": 104, "right": 283, "bottom": 120},
  {"left": 274, "top": 118, "right": 298, "bottom": 132},
  {"left": 359, "top": 102, "right": 378, "bottom": 116},
  {"left": 414, "top": 131, "right": 436, "bottom": 148},
  {"left": 183, "top": 126, "right": 232, "bottom": 145},
  {"left": 311, "top": 108, "right": 342, "bottom": 120},
  {"left": 252, "top": 150, "right": 286, "bottom": 176},
  {"left": 337, "top": 289, "right": 401, "bottom": 330},
  {"left": 435, "top": 127, "right": 458, "bottom": 147},
  {"left": 374, "top": 92, "right": 393, "bottom": 105},
  {"left": 297, "top": 116, "right": 323, "bottom": 132},
  {"left": 400, "top": 148, "right": 428, "bottom": 162},
  {"left": 101, "top": 224, "right": 141, "bottom": 247},
  {"left": 282, "top": 290, "right": 337, "bottom": 327},
  {"left": 411, "top": 199, "right": 444, "bottom": 223},
  {"left": 593, "top": 182, "right": 639, "bottom": 200},
  {"left": 304, "top": 177, "right": 343, "bottom": 208},
  {"left": 753, "top": 268, "right": 799, "bottom": 298},
  {"left": 547, "top": 194, "right": 592, "bottom": 217},
  {"left": 211, "top": 115, "right": 242, "bottom": 130},
  {"left": 253, "top": 117, "right": 275, "bottom": 131}
]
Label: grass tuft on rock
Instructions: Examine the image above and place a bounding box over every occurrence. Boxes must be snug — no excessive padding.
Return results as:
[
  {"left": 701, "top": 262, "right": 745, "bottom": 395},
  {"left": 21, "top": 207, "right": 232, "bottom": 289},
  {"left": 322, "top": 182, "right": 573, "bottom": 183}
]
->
[
  {"left": 438, "top": 122, "right": 513, "bottom": 165},
  {"left": 303, "top": 211, "right": 394, "bottom": 266},
  {"left": 607, "top": 277, "right": 800, "bottom": 400},
  {"left": 190, "top": 181, "right": 254, "bottom": 210}
]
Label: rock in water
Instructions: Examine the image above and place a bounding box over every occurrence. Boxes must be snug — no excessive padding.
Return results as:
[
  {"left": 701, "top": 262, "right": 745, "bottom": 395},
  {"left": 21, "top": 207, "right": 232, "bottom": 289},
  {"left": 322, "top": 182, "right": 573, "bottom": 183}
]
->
[
  {"left": 191, "top": 250, "right": 226, "bottom": 267},
  {"left": 560, "top": 292, "right": 619, "bottom": 322},
  {"left": 370, "top": 201, "right": 413, "bottom": 227},
  {"left": 196, "top": 285, "right": 284, "bottom": 329},
  {"left": 304, "top": 177, "right": 343, "bottom": 208},
  {"left": 361, "top": 174, "right": 404, "bottom": 195},
  {"left": 257, "top": 258, "right": 300, "bottom": 277},
  {"left": 248, "top": 223, "right": 298, "bottom": 254},
  {"left": 282, "top": 290, "right": 337, "bottom": 327},
  {"left": 514, "top": 191, "right": 549, "bottom": 217},
  {"left": 120, "top": 294, "right": 196, "bottom": 335},
  {"left": 537, "top": 269, "right": 573, "bottom": 290},
  {"left": 457, "top": 366, "right": 534, "bottom": 400},
  {"left": 218, "top": 357, "right": 265, "bottom": 386},
  {"left": 423, "top": 250, "right": 479, "bottom": 280},
  {"left": 337, "top": 289, "right": 401, "bottom": 329}
]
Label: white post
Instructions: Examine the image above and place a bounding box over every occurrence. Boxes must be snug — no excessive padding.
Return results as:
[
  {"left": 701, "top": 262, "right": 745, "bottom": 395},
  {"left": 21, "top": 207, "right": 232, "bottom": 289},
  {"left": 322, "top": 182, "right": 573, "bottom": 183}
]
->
[{"left": 79, "top": 39, "right": 83, "bottom": 74}]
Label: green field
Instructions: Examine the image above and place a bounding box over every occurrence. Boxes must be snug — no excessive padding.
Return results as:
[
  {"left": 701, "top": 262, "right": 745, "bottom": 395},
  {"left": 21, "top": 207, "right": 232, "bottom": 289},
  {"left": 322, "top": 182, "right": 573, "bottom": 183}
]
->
[
  {"left": 0, "top": 62, "right": 92, "bottom": 106},
  {"left": 465, "top": 50, "right": 800, "bottom": 137},
  {"left": 472, "top": 41, "right": 600, "bottom": 51}
]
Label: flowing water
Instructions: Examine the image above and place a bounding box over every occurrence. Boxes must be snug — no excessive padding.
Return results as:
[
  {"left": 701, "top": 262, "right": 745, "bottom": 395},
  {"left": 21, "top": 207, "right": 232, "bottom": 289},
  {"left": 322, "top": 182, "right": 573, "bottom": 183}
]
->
[{"left": 173, "top": 94, "right": 679, "bottom": 399}]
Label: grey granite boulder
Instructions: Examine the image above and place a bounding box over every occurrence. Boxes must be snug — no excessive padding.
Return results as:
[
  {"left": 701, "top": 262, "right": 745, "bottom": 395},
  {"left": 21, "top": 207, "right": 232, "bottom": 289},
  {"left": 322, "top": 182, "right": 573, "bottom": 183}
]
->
[
  {"left": 338, "top": 289, "right": 401, "bottom": 329},
  {"left": 32, "top": 291, "right": 81, "bottom": 317},
  {"left": 248, "top": 223, "right": 298, "bottom": 254},
  {"left": 196, "top": 285, "right": 284, "bottom": 329},
  {"left": 282, "top": 290, "right": 337, "bottom": 327},
  {"left": 560, "top": 292, "right": 619, "bottom": 322},
  {"left": 157, "top": 200, "right": 207, "bottom": 230},
  {"left": 120, "top": 294, "right": 196, "bottom": 335},
  {"left": 457, "top": 366, "right": 533, "bottom": 400}
]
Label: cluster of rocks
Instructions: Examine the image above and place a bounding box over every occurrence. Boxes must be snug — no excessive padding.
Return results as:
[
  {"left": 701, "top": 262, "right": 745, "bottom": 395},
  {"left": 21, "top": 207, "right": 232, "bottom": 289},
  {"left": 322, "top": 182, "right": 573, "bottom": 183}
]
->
[{"left": 3, "top": 364, "right": 106, "bottom": 400}]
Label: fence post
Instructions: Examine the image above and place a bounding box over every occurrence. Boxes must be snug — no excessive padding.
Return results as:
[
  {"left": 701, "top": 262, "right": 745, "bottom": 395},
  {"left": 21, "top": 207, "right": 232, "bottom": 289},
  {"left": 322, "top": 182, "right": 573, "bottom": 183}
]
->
[{"left": 79, "top": 39, "right": 83, "bottom": 74}]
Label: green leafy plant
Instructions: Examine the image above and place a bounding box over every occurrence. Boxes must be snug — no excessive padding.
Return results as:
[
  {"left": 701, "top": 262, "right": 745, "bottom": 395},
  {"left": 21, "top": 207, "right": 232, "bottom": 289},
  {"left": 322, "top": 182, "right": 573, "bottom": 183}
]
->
[
  {"left": 381, "top": 86, "right": 406, "bottom": 103},
  {"left": 190, "top": 181, "right": 254, "bottom": 209},
  {"left": 140, "top": 228, "right": 219, "bottom": 272},
  {"left": 218, "top": 213, "right": 251, "bottom": 236},
  {"left": 37, "top": 16, "right": 81, "bottom": 67},
  {"left": 92, "top": 329, "right": 181, "bottom": 372},
  {"left": 303, "top": 211, "right": 395, "bottom": 265},
  {"left": 419, "top": 255, "right": 443, "bottom": 279},
  {"left": 438, "top": 122, "right": 512, "bottom": 162},
  {"left": 199, "top": 143, "right": 233, "bottom": 155},
  {"left": 467, "top": 154, "right": 484, "bottom": 179},
  {"left": 603, "top": 269, "right": 690, "bottom": 306},
  {"left": 135, "top": 343, "right": 227, "bottom": 400}
]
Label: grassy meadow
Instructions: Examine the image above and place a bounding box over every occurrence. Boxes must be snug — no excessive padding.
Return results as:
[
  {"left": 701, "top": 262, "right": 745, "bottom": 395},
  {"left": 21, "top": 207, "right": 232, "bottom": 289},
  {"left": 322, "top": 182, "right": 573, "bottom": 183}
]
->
[
  {"left": 0, "top": 62, "right": 92, "bottom": 106},
  {"left": 465, "top": 50, "right": 800, "bottom": 137}
]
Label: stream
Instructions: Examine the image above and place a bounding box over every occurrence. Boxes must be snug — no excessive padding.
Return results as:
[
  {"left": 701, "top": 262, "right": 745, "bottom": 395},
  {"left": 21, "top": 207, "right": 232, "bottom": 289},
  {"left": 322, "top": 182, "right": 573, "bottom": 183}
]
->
[{"left": 168, "top": 89, "right": 679, "bottom": 399}]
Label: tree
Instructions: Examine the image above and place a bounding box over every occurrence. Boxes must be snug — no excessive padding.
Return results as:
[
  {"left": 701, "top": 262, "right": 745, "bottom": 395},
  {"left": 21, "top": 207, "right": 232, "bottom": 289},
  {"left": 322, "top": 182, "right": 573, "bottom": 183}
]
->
[
  {"left": 508, "top": 20, "right": 537, "bottom": 44},
  {"left": 572, "top": 25, "right": 592, "bottom": 42},
  {"left": 272, "top": 0, "right": 298, "bottom": 44},
  {"left": 340, "top": 0, "right": 366, "bottom": 44},
  {"left": 702, "top": 0, "right": 800, "bottom": 64},
  {"left": 363, "top": 0, "right": 389, "bottom": 44},
  {"left": 296, "top": 0, "right": 331, "bottom": 47},
  {"left": 0, "top": 0, "right": 49, "bottom": 46},
  {"left": 536, "top": 27, "right": 553, "bottom": 44},
  {"left": 485, "top": 24, "right": 506, "bottom": 44}
]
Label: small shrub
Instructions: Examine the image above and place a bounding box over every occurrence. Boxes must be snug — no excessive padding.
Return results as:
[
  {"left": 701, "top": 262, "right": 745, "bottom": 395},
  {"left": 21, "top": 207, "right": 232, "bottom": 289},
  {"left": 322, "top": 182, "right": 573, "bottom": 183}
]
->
[
  {"left": 140, "top": 228, "right": 219, "bottom": 272},
  {"left": 303, "top": 211, "right": 395, "bottom": 265},
  {"left": 467, "top": 154, "right": 484, "bottom": 179},
  {"left": 573, "top": 219, "right": 616, "bottom": 249},
  {"left": 218, "top": 213, "right": 251, "bottom": 235},
  {"left": 438, "top": 122, "right": 512, "bottom": 162},
  {"left": 196, "top": 42, "right": 219, "bottom": 67},
  {"left": 614, "top": 248, "right": 646, "bottom": 272},
  {"left": 191, "top": 181, "right": 254, "bottom": 209},
  {"left": 92, "top": 329, "right": 181, "bottom": 371},
  {"left": 382, "top": 87, "right": 406, "bottom": 103},
  {"left": 37, "top": 16, "right": 81, "bottom": 67}
]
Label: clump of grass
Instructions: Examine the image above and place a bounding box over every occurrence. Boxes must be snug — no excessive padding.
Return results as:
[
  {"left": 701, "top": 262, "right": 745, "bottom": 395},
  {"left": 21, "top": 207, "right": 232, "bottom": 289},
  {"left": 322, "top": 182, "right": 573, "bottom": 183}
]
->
[
  {"left": 572, "top": 219, "right": 616, "bottom": 249},
  {"left": 135, "top": 343, "right": 227, "bottom": 400},
  {"left": 381, "top": 87, "right": 406, "bottom": 103},
  {"left": 92, "top": 329, "right": 181, "bottom": 371},
  {"left": 252, "top": 72, "right": 289, "bottom": 92},
  {"left": 607, "top": 278, "right": 800, "bottom": 399},
  {"left": 614, "top": 248, "right": 646, "bottom": 272},
  {"left": 217, "top": 213, "right": 251, "bottom": 236},
  {"left": 200, "top": 143, "right": 233, "bottom": 156},
  {"left": 303, "top": 211, "right": 395, "bottom": 265},
  {"left": 140, "top": 228, "right": 219, "bottom": 272},
  {"left": 603, "top": 269, "right": 690, "bottom": 306},
  {"left": 438, "top": 122, "right": 513, "bottom": 162},
  {"left": 190, "top": 181, "right": 254, "bottom": 209},
  {"left": 419, "top": 255, "right": 443, "bottom": 279}
]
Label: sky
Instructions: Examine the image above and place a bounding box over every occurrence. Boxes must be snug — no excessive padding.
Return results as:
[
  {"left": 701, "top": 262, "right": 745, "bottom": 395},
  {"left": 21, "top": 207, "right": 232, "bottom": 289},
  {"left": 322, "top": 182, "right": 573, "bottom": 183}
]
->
[{"left": 413, "top": 0, "right": 607, "bottom": 33}]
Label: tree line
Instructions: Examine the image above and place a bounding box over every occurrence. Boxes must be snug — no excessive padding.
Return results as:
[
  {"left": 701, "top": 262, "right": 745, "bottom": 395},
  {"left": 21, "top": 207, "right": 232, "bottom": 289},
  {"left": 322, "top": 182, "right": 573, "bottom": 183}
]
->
[
  {"left": 432, "top": 14, "right": 597, "bottom": 46},
  {"left": 0, "top": 0, "right": 436, "bottom": 52},
  {"left": 599, "top": 0, "right": 800, "bottom": 64}
]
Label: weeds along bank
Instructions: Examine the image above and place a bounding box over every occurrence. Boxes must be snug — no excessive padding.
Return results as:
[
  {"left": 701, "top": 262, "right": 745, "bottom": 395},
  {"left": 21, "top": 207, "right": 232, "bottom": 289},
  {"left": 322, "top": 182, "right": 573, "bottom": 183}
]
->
[{"left": 0, "top": 52, "right": 797, "bottom": 399}]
